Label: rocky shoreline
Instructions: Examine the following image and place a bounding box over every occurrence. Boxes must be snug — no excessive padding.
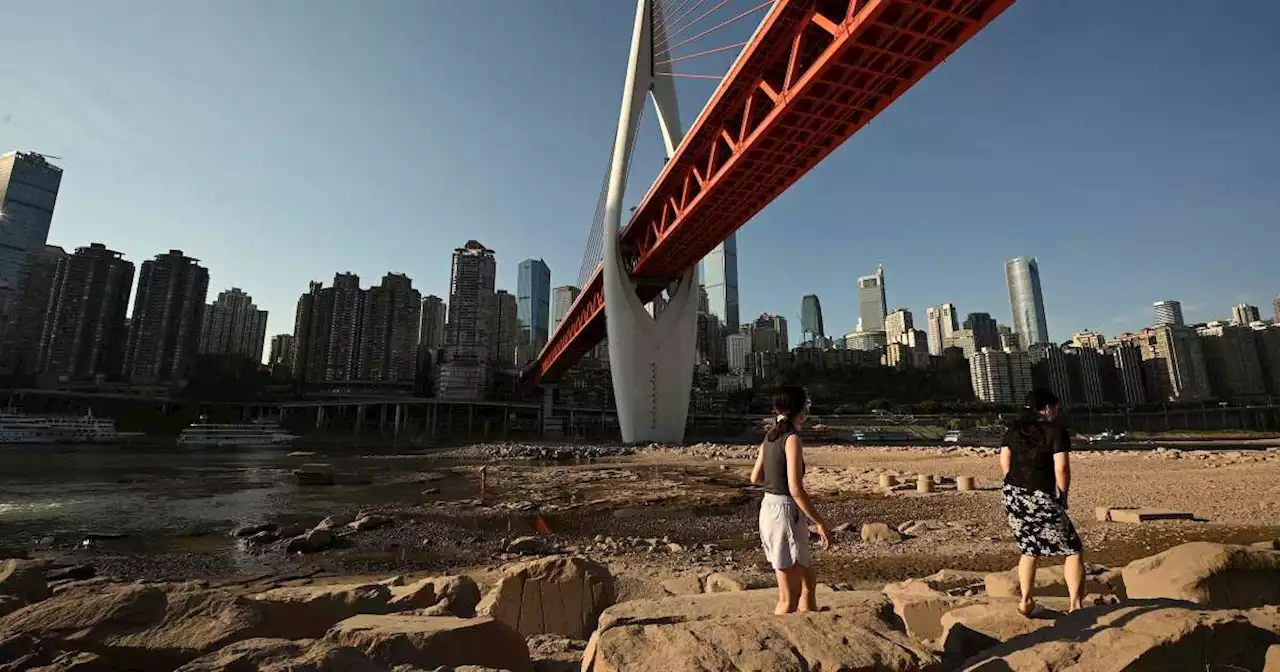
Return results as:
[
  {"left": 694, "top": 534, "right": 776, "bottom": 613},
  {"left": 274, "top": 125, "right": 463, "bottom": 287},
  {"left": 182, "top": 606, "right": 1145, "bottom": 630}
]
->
[{"left": 2, "top": 538, "right": 1279, "bottom": 670}]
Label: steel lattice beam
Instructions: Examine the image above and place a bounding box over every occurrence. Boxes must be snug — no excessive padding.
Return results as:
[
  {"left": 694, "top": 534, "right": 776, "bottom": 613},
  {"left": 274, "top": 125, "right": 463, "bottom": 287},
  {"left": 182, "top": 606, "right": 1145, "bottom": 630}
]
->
[{"left": 530, "top": 0, "right": 1015, "bottom": 384}]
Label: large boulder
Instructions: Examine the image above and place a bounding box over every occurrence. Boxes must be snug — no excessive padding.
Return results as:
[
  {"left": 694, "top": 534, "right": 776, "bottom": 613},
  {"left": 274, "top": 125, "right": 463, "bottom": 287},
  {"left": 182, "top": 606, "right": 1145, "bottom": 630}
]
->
[
  {"left": 909, "top": 569, "right": 989, "bottom": 594},
  {"left": 939, "top": 600, "right": 1064, "bottom": 660},
  {"left": 583, "top": 589, "right": 936, "bottom": 672},
  {"left": 882, "top": 580, "right": 982, "bottom": 641},
  {"left": 476, "top": 556, "right": 613, "bottom": 639},
  {"left": 390, "top": 576, "right": 481, "bottom": 617},
  {"left": 984, "top": 563, "right": 1126, "bottom": 600},
  {"left": 962, "top": 602, "right": 1280, "bottom": 671},
  {"left": 325, "top": 614, "right": 533, "bottom": 672},
  {"left": 24, "top": 651, "right": 109, "bottom": 671},
  {"left": 248, "top": 583, "right": 393, "bottom": 639},
  {"left": 0, "top": 558, "right": 51, "bottom": 604},
  {"left": 1122, "top": 542, "right": 1280, "bottom": 608},
  {"left": 175, "top": 637, "right": 383, "bottom": 672},
  {"left": 0, "top": 582, "right": 267, "bottom": 671}
]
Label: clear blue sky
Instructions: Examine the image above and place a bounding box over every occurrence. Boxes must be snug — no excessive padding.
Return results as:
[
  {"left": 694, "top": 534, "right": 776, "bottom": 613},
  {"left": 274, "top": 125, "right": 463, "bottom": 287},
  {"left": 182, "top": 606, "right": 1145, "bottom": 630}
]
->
[{"left": 2, "top": 0, "right": 1277, "bottom": 351}]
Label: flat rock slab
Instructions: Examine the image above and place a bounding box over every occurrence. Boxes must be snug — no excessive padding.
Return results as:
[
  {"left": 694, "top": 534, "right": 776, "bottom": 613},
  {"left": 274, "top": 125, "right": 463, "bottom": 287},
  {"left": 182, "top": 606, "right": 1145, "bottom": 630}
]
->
[
  {"left": 586, "top": 607, "right": 937, "bottom": 672},
  {"left": 595, "top": 587, "right": 881, "bottom": 631},
  {"left": 1103, "top": 507, "right": 1196, "bottom": 523},
  {"left": 1122, "top": 542, "right": 1280, "bottom": 608},
  {"left": 325, "top": 614, "right": 533, "bottom": 672}
]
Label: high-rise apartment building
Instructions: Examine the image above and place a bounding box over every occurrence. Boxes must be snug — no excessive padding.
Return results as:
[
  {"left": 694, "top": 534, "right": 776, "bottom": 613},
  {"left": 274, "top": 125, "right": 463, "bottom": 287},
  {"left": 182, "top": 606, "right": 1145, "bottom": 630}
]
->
[
  {"left": 963, "top": 312, "right": 1000, "bottom": 350},
  {"left": 1072, "top": 330, "right": 1105, "bottom": 350},
  {"left": 701, "top": 235, "right": 740, "bottom": 335},
  {"left": 946, "top": 328, "right": 977, "bottom": 359},
  {"left": 970, "top": 348, "right": 1032, "bottom": 405},
  {"left": 1231, "top": 303, "right": 1261, "bottom": 326},
  {"left": 1197, "top": 322, "right": 1264, "bottom": 399},
  {"left": 268, "top": 334, "right": 295, "bottom": 370},
  {"left": 360, "top": 273, "right": 421, "bottom": 382},
  {"left": 551, "top": 285, "right": 581, "bottom": 332},
  {"left": 997, "top": 324, "right": 1021, "bottom": 352},
  {"left": 292, "top": 281, "right": 330, "bottom": 384},
  {"left": 696, "top": 312, "right": 725, "bottom": 370},
  {"left": 1251, "top": 323, "right": 1280, "bottom": 395},
  {"left": 1072, "top": 347, "right": 1106, "bottom": 408},
  {"left": 1153, "top": 300, "right": 1184, "bottom": 327},
  {"left": 1274, "top": 297, "right": 1280, "bottom": 325},
  {"left": 439, "top": 241, "right": 497, "bottom": 399},
  {"left": 516, "top": 258, "right": 551, "bottom": 350},
  {"left": 37, "top": 243, "right": 134, "bottom": 381},
  {"left": 885, "top": 308, "right": 913, "bottom": 346},
  {"left": 1139, "top": 324, "right": 1210, "bottom": 401},
  {"left": 856, "top": 264, "right": 887, "bottom": 333},
  {"left": 124, "top": 250, "right": 209, "bottom": 383},
  {"left": 925, "top": 303, "right": 959, "bottom": 356},
  {"left": 325, "top": 273, "right": 365, "bottom": 382},
  {"left": 419, "top": 295, "right": 446, "bottom": 350},
  {"left": 199, "top": 288, "right": 268, "bottom": 363},
  {"left": 0, "top": 245, "right": 65, "bottom": 375},
  {"left": 1031, "top": 344, "right": 1074, "bottom": 407},
  {"left": 726, "top": 332, "right": 750, "bottom": 374},
  {"left": 493, "top": 290, "right": 519, "bottom": 368},
  {"left": 750, "top": 313, "right": 788, "bottom": 353},
  {"left": 800, "top": 294, "right": 824, "bottom": 343},
  {"left": 0, "top": 152, "right": 62, "bottom": 295},
  {"left": 1005, "top": 257, "right": 1050, "bottom": 346},
  {"left": 1111, "top": 342, "right": 1147, "bottom": 406}
]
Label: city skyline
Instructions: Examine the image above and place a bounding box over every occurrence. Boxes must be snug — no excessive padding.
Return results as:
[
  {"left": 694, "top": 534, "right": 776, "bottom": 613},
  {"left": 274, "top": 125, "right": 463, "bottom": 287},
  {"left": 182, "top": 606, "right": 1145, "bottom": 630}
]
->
[{"left": 2, "top": 2, "right": 1276, "bottom": 351}]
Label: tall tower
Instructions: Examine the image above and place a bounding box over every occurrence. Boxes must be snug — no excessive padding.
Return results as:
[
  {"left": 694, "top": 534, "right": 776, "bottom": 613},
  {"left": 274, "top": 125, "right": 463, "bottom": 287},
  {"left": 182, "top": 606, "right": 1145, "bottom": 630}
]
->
[
  {"left": 597, "top": 0, "right": 698, "bottom": 442},
  {"left": 124, "top": 250, "right": 208, "bottom": 382},
  {"left": 199, "top": 288, "right": 268, "bottom": 362},
  {"left": 856, "top": 264, "right": 887, "bottom": 332},
  {"left": 925, "top": 303, "right": 959, "bottom": 356},
  {"left": 439, "top": 240, "right": 497, "bottom": 399},
  {"left": 1152, "top": 300, "right": 1185, "bottom": 327},
  {"left": 38, "top": 243, "right": 134, "bottom": 381},
  {"left": 517, "top": 258, "right": 551, "bottom": 350},
  {"left": 551, "top": 286, "right": 581, "bottom": 332},
  {"left": 0, "top": 245, "right": 66, "bottom": 375},
  {"left": 700, "top": 235, "right": 740, "bottom": 336},
  {"left": 0, "top": 152, "right": 62, "bottom": 293},
  {"left": 419, "top": 295, "right": 447, "bottom": 350},
  {"left": 800, "top": 294, "right": 824, "bottom": 344},
  {"left": 361, "top": 272, "right": 421, "bottom": 382},
  {"left": 1005, "top": 256, "right": 1050, "bottom": 346}
]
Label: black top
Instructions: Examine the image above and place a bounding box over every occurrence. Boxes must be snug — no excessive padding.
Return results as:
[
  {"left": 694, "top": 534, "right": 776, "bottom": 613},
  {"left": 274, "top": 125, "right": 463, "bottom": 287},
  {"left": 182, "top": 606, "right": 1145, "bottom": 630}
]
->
[
  {"left": 1002, "top": 420, "right": 1070, "bottom": 494},
  {"left": 762, "top": 432, "right": 804, "bottom": 496}
]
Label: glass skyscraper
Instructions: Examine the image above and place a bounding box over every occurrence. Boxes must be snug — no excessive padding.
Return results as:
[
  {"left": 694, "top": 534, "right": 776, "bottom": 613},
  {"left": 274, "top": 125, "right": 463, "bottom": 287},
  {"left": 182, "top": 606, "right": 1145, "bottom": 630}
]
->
[
  {"left": 856, "top": 264, "right": 886, "bottom": 332},
  {"left": 1005, "top": 256, "right": 1049, "bottom": 347},
  {"left": 516, "top": 258, "right": 551, "bottom": 349},
  {"left": 700, "top": 234, "right": 739, "bottom": 335},
  {"left": 0, "top": 152, "right": 62, "bottom": 291},
  {"left": 801, "top": 294, "right": 824, "bottom": 342}
]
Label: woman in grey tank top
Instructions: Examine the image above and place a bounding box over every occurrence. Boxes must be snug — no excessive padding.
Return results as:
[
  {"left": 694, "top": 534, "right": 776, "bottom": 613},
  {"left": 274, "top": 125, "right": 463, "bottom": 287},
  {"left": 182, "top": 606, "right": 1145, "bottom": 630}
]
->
[{"left": 750, "top": 386, "right": 831, "bottom": 614}]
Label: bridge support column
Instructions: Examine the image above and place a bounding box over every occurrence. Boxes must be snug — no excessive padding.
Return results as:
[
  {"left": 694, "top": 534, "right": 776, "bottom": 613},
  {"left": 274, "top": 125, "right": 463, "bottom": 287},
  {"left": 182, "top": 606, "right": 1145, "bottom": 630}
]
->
[{"left": 602, "top": 0, "right": 695, "bottom": 444}]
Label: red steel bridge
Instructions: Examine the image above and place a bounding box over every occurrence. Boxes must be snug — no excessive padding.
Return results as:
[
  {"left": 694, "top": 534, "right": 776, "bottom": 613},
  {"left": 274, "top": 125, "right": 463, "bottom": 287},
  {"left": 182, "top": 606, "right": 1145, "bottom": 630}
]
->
[{"left": 529, "top": 0, "right": 1015, "bottom": 385}]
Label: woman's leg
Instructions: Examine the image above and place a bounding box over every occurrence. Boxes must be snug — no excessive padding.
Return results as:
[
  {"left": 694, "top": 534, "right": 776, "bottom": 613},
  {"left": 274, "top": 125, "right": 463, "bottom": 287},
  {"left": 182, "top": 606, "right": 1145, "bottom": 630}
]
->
[
  {"left": 1018, "top": 554, "right": 1038, "bottom": 614},
  {"left": 774, "top": 568, "right": 803, "bottom": 614},
  {"left": 796, "top": 564, "right": 818, "bottom": 612},
  {"left": 1063, "top": 552, "right": 1085, "bottom": 611}
]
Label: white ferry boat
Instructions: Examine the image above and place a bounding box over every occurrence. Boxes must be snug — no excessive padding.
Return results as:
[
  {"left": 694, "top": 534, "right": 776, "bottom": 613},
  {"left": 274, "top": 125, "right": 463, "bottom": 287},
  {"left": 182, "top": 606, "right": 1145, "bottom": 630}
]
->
[
  {"left": 177, "top": 418, "right": 298, "bottom": 448},
  {"left": 0, "top": 410, "right": 122, "bottom": 444}
]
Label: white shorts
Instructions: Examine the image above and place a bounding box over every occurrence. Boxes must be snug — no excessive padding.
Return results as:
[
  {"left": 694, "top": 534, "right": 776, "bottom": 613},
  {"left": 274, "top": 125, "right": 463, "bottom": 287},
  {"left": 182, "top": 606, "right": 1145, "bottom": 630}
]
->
[{"left": 759, "top": 492, "right": 811, "bottom": 570}]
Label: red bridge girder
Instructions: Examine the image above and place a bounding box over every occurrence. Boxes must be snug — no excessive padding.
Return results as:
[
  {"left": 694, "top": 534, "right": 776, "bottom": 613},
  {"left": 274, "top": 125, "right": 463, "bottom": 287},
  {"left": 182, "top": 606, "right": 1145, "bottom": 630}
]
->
[{"left": 530, "top": 0, "right": 1015, "bottom": 385}]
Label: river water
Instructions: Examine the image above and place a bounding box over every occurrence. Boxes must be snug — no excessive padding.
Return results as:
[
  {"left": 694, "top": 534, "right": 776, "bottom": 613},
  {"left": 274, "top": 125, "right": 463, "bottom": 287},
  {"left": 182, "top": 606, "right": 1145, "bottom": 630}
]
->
[{"left": 0, "top": 443, "right": 469, "bottom": 550}]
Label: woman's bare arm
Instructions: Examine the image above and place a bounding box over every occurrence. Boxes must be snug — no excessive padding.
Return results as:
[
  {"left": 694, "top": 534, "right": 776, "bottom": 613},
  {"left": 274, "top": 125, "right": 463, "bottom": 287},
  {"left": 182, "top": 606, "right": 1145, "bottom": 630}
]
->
[
  {"left": 1000, "top": 446, "right": 1011, "bottom": 478},
  {"left": 749, "top": 443, "right": 765, "bottom": 485},
  {"left": 785, "top": 436, "right": 825, "bottom": 528},
  {"left": 1054, "top": 452, "right": 1071, "bottom": 506}
]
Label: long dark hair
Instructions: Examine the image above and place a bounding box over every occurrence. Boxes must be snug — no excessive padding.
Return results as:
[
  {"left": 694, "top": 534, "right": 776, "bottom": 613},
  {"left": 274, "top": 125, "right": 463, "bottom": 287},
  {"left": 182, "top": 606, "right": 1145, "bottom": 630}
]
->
[
  {"left": 1017, "top": 388, "right": 1059, "bottom": 445},
  {"left": 766, "top": 386, "right": 808, "bottom": 442}
]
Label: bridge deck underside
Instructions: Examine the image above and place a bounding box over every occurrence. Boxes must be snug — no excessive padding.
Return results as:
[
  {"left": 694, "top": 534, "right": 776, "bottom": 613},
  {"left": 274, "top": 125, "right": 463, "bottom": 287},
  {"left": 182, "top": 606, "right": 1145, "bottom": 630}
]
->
[{"left": 532, "top": 0, "right": 1014, "bottom": 384}]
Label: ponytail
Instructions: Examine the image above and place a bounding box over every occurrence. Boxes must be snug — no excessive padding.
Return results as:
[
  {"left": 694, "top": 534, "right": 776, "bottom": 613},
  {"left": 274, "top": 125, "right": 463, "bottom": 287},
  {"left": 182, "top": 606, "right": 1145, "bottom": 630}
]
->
[
  {"left": 765, "top": 386, "right": 808, "bottom": 441},
  {"left": 765, "top": 414, "right": 793, "bottom": 442}
]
